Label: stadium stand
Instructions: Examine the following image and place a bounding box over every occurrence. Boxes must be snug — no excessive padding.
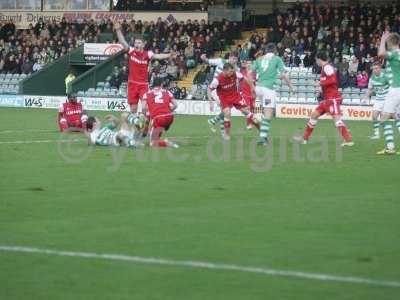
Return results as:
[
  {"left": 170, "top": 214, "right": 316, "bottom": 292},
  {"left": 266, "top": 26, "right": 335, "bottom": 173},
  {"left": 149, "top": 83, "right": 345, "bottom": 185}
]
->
[{"left": 1, "top": 1, "right": 399, "bottom": 104}]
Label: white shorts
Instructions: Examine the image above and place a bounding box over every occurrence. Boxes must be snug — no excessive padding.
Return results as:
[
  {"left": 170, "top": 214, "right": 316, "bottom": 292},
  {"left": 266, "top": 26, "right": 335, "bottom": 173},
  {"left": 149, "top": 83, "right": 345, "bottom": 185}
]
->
[
  {"left": 255, "top": 86, "right": 277, "bottom": 108},
  {"left": 211, "top": 89, "right": 220, "bottom": 106},
  {"left": 372, "top": 100, "right": 385, "bottom": 112},
  {"left": 383, "top": 87, "right": 400, "bottom": 114}
]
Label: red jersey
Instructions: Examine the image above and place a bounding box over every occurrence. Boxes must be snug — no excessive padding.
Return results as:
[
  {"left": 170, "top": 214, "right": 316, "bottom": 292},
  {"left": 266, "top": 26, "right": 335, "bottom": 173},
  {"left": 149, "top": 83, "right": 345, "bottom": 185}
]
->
[
  {"left": 59, "top": 102, "right": 83, "bottom": 123},
  {"left": 143, "top": 88, "right": 174, "bottom": 119},
  {"left": 239, "top": 69, "right": 256, "bottom": 97},
  {"left": 320, "top": 63, "right": 341, "bottom": 100},
  {"left": 128, "top": 47, "right": 154, "bottom": 84},
  {"left": 209, "top": 71, "right": 243, "bottom": 100}
]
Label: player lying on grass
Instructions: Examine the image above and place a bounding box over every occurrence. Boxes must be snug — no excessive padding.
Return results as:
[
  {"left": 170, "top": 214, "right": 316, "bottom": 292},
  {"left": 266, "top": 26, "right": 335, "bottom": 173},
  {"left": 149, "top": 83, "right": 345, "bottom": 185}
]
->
[
  {"left": 251, "top": 43, "right": 295, "bottom": 146},
  {"left": 58, "top": 93, "right": 88, "bottom": 132},
  {"left": 362, "top": 62, "right": 390, "bottom": 139},
  {"left": 142, "top": 78, "right": 179, "bottom": 148},
  {"left": 208, "top": 63, "right": 259, "bottom": 141},
  {"left": 377, "top": 31, "right": 400, "bottom": 155},
  {"left": 201, "top": 52, "right": 240, "bottom": 134},
  {"left": 294, "top": 51, "right": 354, "bottom": 147},
  {"left": 85, "top": 113, "right": 138, "bottom": 148}
]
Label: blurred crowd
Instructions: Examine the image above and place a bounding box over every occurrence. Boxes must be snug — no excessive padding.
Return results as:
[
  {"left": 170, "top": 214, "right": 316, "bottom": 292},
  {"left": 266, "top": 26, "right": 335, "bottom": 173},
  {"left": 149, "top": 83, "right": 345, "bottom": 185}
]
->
[
  {"left": 240, "top": 1, "right": 400, "bottom": 88},
  {"left": 0, "top": 18, "right": 102, "bottom": 74}
]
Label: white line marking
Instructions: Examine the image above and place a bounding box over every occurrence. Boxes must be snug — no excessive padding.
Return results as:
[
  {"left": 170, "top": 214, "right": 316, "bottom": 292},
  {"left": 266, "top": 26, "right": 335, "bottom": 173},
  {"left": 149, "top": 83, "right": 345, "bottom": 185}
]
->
[
  {"left": 0, "top": 129, "right": 55, "bottom": 134},
  {"left": 0, "top": 245, "right": 399, "bottom": 288},
  {"left": 0, "top": 139, "right": 83, "bottom": 145}
]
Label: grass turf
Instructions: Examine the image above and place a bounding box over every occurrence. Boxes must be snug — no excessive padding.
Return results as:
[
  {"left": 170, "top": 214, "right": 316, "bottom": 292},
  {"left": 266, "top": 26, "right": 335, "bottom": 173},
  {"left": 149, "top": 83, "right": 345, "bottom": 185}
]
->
[{"left": 0, "top": 107, "right": 399, "bottom": 300}]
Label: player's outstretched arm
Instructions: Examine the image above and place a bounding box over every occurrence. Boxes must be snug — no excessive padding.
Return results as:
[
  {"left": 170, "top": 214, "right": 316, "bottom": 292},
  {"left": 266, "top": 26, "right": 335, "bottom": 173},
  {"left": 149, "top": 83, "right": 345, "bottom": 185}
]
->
[
  {"left": 378, "top": 31, "right": 390, "bottom": 58},
  {"left": 201, "top": 54, "right": 221, "bottom": 66},
  {"left": 281, "top": 72, "right": 296, "bottom": 93},
  {"left": 114, "top": 22, "right": 129, "bottom": 51},
  {"left": 153, "top": 52, "right": 173, "bottom": 60}
]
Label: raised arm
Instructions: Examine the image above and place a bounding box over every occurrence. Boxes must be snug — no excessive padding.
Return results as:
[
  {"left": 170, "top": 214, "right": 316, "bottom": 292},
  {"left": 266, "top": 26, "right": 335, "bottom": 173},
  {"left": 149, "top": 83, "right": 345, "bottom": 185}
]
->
[
  {"left": 114, "top": 22, "right": 129, "bottom": 51},
  {"left": 152, "top": 53, "right": 172, "bottom": 60},
  {"left": 378, "top": 31, "right": 390, "bottom": 58},
  {"left": 201, "top": 54, "right": 222, "bottom": 66}
]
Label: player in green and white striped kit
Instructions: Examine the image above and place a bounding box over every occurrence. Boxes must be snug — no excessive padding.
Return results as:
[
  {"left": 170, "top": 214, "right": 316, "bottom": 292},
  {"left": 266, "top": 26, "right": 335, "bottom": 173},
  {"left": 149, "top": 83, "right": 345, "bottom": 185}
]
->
[
  {"left": 85, "top": 113, "right": 138, "bottom": 148},
  {"left": 201, "top": 53, "right": 239, "bottom": 135},
  {"left": 377, "top": 32, "right": 400, "bottom": 154},
  {"left": 362, "top": 63, "right": 390, "bottom": 139},
  {"left": 251, "top": 43, "right": 295, "bottom": 145}
]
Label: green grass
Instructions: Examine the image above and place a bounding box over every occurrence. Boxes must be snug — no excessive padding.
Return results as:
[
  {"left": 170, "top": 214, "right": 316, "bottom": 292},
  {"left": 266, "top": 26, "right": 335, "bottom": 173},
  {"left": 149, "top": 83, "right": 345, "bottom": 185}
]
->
[{"left": 0, "top": 107, "right": 399, "bottom": 300}]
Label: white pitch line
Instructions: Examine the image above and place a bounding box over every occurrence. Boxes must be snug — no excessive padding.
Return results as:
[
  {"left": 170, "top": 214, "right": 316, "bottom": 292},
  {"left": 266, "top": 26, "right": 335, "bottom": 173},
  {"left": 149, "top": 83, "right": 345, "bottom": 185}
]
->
[
  {"left": 0, "top": 129, "right": 55, "bottom": 134},
  {"left": 0, "top": 139, "right": 83, "bottom": 144},
  {"left": 0, "top": 245, "right": 399, "bottom": 288}
]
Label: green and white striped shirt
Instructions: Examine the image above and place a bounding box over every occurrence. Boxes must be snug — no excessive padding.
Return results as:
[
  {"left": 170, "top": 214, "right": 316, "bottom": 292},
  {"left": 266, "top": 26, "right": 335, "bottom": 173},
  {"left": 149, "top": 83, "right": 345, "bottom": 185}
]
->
[
  {"left": 385, "top": 49, "right": 400, "bottom": 87},
  {"left": 90, "top": 123, "right": 118, "bottom": 146},
  {"left": 368, "top": 71, "right": 390, "bottom": 101}
]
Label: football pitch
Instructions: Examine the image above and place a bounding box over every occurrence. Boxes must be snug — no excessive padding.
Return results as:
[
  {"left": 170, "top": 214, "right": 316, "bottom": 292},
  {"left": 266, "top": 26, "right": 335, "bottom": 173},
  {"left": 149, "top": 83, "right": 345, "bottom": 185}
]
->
[{"left": 0, "top": 107, "right": 399, "bottom": 300}]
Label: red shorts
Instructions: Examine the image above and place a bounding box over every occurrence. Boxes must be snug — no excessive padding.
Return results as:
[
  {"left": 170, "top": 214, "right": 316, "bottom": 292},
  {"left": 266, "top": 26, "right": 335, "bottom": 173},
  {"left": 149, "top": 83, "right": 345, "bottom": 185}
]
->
[
  {"left": 152, "top": 114, "right": 174, "bottom": 131},
  {"left": 242, "top": 94, "right": 255, "bottom": 109},
  {"left": 316, "top": 98, "right": 342, "bottom": 116},
  {"left": 220, "top": 95, "right": 247, "bottom": 110},
  {"left": 128, "top": 82, "right": 148, "bottom": 105},
  {"left": 66, "top": 119, "right": 83, "bottom": 128}
]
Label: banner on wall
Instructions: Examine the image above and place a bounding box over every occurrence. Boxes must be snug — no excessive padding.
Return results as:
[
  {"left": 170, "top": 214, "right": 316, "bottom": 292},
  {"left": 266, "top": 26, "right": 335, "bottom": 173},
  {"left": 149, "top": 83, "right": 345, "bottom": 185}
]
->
[
  {"left": 16, "top": 96, "right": 374, "bottom": 121},
  {"left": 0, "top": 95, "right": 24, "bottom": 107},
  {"left": 0, "top": 11, "right": 208, "bottom": 29},
  {"left": 83, "top": 43, "right": 123, "bottom": 64},
  {"left": 276, "top": 103, "right": 373, "bottom": 121}
]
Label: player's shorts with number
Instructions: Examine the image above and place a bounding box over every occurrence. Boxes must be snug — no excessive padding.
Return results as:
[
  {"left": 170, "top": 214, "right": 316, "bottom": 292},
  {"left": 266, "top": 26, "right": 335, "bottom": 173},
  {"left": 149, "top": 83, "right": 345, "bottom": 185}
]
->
[
  {"left": 255, "top": 86, "right": 277, "bottom": 108},
  {"left": 383, "top": 87, "right": 400, "bottom": 114},
  {"left": 372, "top": 100, "right": 385, "bottom": 112},
  {"left": 128, "top": 82, "right": 148, "bottom": 105},
  {"left": 220, "top": 94, "right": 247, "bottom": 110},
  {"left": 152, "top": 114, "right": 174, "bottom": 131},
  {"left": 316, "top": 98, "right": 342, "bottom": 116}
]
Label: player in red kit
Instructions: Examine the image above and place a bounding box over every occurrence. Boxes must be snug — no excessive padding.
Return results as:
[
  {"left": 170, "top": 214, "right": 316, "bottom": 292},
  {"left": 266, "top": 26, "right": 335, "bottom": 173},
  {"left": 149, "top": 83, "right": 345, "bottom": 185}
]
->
[
  {"left": 294, "top": 51, "right": 354, "bottom": 147},
  {"left": 142, "top": 78, "right": 179, "bottom": 148},
  {"left": 58, "top": 93, "right": 88, "bottom": 132},
  {"left": 240, "top": 60, "right": 257, "bottom": 130},
  {"left": 114, "top": 22, "right": 172, "bottom": 115},
  {"left": 208, "top": 63, "right": 258, "bottom": 141}
]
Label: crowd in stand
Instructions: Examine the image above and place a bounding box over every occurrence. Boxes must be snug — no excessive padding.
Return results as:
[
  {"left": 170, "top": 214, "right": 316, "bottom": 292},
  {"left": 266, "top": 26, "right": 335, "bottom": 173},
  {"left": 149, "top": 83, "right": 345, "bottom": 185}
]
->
[
  {"left": 0, "top": 17, "right": 104, "bottom": 74},
  {"left": 240, "top": 2, "right": 400, "bottom": 88},
  {"left": 113, "top": 0, "right": 208, "bottom": 11}
]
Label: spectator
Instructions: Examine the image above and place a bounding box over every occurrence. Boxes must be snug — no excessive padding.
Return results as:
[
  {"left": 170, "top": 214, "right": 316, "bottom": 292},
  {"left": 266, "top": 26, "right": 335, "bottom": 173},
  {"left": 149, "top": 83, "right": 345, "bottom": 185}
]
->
[
  {"left": 356, "top": 70, "right": 369, "bottom": 89},
  {"left": 65, "top": 69, "right": 76, "bottom": 94},
  {"left": 339, "top": 69, "right": 350, "bottom": 88},
  {"left": 169, "top": 81, "right": 181, "bottom": 98},
  {"left": 20, "top": 57, "right": 33, "bottom": 74},
  {"left": 348, "top": 56, "right": 359, "bottom": 76},
  {"left": 180, "top": 87, "right": 188, "bottom": 99},
  {"left": 3, "top": 54, "right": 19, "bottom": 73},
  {"left": 338, "top": 57, "right": 349, "bottom": 75},
  {"left": 176, "top": 55, "right": 188, "bottom": 77},
  {"left": 166, "top": 59, "right": 179, "bottom": 80}
]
